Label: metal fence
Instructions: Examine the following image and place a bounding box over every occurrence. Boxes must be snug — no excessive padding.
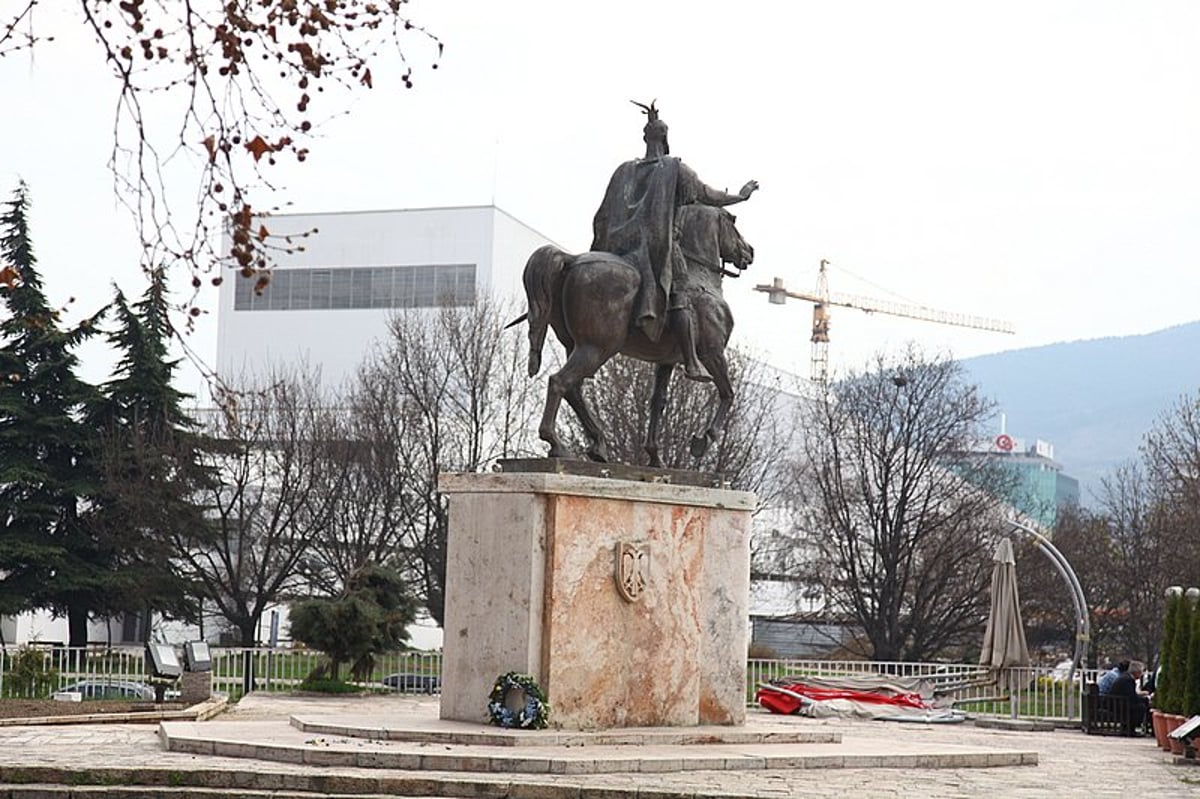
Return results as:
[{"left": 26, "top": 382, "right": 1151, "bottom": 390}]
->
[
  {"left": 0, "top": 645, "right": 151, "bottom": 699},
  {"left": 0, "top": 646, "right": 1094, "bottom": 723},
  {"left": 0, "top": 645, "right": 443, "bottom": 702},
  {"left": 208, "top": 648, "right": 443, "bottom": 699}
]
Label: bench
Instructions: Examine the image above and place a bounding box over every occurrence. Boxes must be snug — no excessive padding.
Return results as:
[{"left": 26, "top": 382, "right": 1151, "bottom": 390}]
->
[{"left": 1081, "top": 682, "right": 1146, "bottom": 736}]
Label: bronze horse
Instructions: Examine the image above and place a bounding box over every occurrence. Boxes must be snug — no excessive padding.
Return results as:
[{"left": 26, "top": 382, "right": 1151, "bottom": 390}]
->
[{"left": 518, "top": 204, "right": 753, "bottom": 466}]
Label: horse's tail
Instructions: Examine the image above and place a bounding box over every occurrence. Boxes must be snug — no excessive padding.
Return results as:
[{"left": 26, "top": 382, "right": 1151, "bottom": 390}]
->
[{"left": 522, "top": 244, "right": 571, "bottom": 376}]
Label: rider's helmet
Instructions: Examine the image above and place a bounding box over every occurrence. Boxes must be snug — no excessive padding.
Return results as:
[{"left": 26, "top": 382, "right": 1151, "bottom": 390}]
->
[
  {"left": 633, "top": 100, "right": 670, "bottom": 155},
  {"left": 644, "top": 118, "right": 669, "bottom": 155}
]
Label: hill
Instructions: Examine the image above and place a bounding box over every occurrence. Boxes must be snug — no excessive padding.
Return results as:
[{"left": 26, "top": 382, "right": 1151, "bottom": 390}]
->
[{"left": 961, "top": 321, "right": 1200, "bottom": 504}]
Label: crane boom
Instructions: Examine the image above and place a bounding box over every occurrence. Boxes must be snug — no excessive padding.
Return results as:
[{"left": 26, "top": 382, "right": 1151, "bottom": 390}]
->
[
  {"left": 753, "top": 259, "right": 1015, "bottom": 384},
  {"left": 760, "top": 284, "right": 1015, "bottom": 335}
]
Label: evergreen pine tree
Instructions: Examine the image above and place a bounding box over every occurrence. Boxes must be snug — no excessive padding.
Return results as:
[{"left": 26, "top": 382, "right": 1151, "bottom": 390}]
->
[
  {"left": 1154, "top": 589, "right": 1181, "bottom": 712},
  {"left": 88, "top": 269, "right": 213, "bottom": 639},
  {"left": 1167, "top": 591, "right": 1194, "bottom": 714},
  {"left": 0, "top": 182, "right": 106, "bottom": 647},
  {"left": 1184, "top": 595, "right": 1200, "bottom": 717}
]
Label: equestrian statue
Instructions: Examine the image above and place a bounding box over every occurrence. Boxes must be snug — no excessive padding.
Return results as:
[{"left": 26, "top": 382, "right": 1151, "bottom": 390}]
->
[{"left": 515, "top": 101, "right": 757, "bottom": 467}]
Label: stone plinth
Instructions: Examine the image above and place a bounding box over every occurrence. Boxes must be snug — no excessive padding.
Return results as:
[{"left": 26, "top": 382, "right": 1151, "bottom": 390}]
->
[
  {"left": 179, "top": 670, "right": 212, "bottom": 705},
  {"left": 438, "top": 470, "right": 753, "bottom": 730}
]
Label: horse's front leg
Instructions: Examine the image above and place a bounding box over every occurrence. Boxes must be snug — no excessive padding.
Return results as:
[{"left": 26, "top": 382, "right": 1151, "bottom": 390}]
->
[
  {"left": 644, "top": 364, "right": 673, "bottom": 467},
  {"left": 690, "top": 350, "right": 734, "bottom": 459}
]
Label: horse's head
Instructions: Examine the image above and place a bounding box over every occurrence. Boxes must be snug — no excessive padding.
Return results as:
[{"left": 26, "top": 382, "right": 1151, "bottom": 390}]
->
[
  {"left": 717, "top": 208, "right": 754, "bottom": 273},
  {"left": 675, "top": 204, "right": 754, "bottom": 279}
]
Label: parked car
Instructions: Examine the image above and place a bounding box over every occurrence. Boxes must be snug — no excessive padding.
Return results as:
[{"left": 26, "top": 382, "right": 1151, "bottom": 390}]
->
[
  {"left": 57, "top": 679, "right": 180, "bottom": 701},
  {"left": 381, "top": 673, "right": 441, "bottom": 694}
]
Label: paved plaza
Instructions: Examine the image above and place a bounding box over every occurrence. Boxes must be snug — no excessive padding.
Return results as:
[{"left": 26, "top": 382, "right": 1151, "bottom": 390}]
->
[{"left": 0, "top": 693, "right": 1194, "bottom": 797}]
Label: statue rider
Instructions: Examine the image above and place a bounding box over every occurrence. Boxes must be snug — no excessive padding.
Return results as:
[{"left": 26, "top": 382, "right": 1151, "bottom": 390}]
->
[{"left": 591, "top": 101, "right": 758, "bottom": 382}]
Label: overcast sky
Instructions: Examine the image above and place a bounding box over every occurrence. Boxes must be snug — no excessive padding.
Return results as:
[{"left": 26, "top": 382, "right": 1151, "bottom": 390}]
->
[{"left": 3, "top": 1, "right": 1198, "bottom": 402}]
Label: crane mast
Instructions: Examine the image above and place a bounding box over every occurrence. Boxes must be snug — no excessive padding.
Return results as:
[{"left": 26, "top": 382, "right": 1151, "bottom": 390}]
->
[{"left": 755, "top": 260, "right": 1015, "bottom": 384}]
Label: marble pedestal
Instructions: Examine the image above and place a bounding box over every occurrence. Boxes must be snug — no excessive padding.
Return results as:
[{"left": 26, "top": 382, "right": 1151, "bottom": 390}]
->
[{"left": 438, "top": 470, "right": 753, "bottom": 730}]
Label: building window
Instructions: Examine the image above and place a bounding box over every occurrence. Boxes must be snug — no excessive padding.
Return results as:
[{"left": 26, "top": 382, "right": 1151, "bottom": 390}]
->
[{"left": 233, "top": 264, "right": 477, "bottom": 311}]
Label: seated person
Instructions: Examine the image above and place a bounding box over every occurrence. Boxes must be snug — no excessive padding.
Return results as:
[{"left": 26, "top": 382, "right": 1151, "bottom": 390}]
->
[
  {"left": 1141, "top": 661, "right": 1158, "bottom": 697},
  {"left": 1098, "top": 659, "right": 1129, "bottom": 694},
  {"left": 1109, "top": 660, "right": 1151, "bottom": 735}
]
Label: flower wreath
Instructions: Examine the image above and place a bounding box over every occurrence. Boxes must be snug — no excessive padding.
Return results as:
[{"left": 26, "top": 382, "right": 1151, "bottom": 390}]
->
[{"left": 487, "top": 671, "right": 551, "bottom": 729}]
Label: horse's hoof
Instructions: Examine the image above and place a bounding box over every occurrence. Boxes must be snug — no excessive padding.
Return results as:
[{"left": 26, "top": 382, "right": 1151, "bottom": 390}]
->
[
  {"left": 690, "top": 435, "right": 709, "bottom": 458},
  {"left": 586, "top": 445, "right": 610, "bottom": 463},
  {"left": 646, "top": 451, "right": 663, "bottom": 468}
]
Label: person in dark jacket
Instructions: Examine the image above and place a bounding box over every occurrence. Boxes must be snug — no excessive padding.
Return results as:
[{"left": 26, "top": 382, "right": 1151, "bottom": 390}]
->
[{"left": 1109, "top": 660, "right": 1150, "bottom": 736}]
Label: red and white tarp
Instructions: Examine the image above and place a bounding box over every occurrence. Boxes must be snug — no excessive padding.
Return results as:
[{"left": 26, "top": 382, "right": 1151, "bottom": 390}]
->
[{"left": 756, "top": 674, "right": 966, "bottom": 723}]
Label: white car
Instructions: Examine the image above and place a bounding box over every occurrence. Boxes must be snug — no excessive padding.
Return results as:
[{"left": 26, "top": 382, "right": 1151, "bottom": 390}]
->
[{"left": 57, "top": 680, "right": 179, "bottom": 701}]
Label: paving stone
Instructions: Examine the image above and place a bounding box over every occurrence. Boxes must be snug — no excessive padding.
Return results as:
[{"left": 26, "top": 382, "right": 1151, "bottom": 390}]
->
[{"left": 0, "top": 695, "right": 1188, "bottom": 798}]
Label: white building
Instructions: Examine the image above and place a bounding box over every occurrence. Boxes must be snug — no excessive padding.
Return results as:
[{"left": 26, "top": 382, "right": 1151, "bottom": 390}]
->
[{"left": 216, "top": 205, "right": 557, "bottom": 386}]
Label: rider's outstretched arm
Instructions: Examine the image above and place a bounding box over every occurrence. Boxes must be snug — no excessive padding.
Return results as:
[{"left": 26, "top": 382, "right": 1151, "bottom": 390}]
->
[{"left": 696, "top": 178, "right": 759, "bottom": 207}]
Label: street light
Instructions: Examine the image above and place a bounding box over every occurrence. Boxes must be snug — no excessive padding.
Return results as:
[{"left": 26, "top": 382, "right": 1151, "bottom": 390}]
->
[
  {"left": 184, "top": 641, "right": 212, "bottom": 672},
  {"left": 146, "top": 643, "right": 182, "bottom": 679}
]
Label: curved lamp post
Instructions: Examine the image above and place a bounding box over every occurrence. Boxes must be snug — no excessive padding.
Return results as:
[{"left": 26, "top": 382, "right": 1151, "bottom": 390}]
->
[{"left": 1007, "top": 517, "right": 1091, "bottom": 720}]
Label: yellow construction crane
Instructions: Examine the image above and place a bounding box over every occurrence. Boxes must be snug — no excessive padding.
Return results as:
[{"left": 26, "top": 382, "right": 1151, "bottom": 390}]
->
[{"left": 754, "top": 259, "right": 1015, "bottom": 384}]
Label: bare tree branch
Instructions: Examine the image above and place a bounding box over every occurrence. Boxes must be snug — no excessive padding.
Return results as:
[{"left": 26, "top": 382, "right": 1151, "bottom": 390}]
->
[
  {"left": 776, "top": 348, "right": 1015, "bottom": 661},
  {"left": 4, "top": 2, "right": 440, "bottom": 332},
  {"left": 302, "top": 298, "right": 541, "bottom": 624},
  {"left": 176, "top": 366, "right": 341, "bottom": 645}
]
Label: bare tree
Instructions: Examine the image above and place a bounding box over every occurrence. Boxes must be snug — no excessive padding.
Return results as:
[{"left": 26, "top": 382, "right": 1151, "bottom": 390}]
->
[
  {"left": 329, "top": 298, "right": 542, "bottom": 625},
  {"left": 298, "top": 382, "right": 410, "bottom": 598},
  {"left": 1070, "top": 393, "right": 1200, "bottom": 662},
  {"left": 570, "top": 350, "right": 799, "bottom": 496},
  {"left": 1143, "top": 392, "right": 1200, "bottom": 555},
  {"left": 785, "top": 348, "right": 1015, "bottom": 662},
  {"left": 1032, "top": 477, "right": 1169, "bottom": 668},
  {"left": 1018, "top": 504, "right": 1117, "bottom": 664},
  {"left": 2, "top": 2, "right": 440, "bottom": 322},
  {"left": 1094, "top": 463, "right": 1180, "bottom": 663},
  {"left": 1019, "top": 395, "right": 1200, "bottom": 668},
  {"left": 176, "top": 367, "right": 342, "bottom": 646}
]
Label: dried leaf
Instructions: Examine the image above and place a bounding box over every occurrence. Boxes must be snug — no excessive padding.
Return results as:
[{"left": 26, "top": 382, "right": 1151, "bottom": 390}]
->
[
  {"left": 202, "top": 135, "right": 217, "bottom": 163},
  {"left": 245, "top": 135, "right": 273, "bottom": 161},
  {"left": 0, "top": 265, "right": 17, "bottom": 288},
  {"left": 233, "top": 205, "right": 253, "bottom": 229},
  {"left": 258, "top": 224, "right": 270, "bottom": 242},
  {"left": 360, "top": 68, "right": 373, "bottom": 88}
]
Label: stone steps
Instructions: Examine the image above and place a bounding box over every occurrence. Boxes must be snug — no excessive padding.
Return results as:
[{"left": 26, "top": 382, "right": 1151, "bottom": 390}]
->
[
  {"left": 158, "top": 718, "right": 1035, "bottom": 776},
  {"left": 0, "top": 787, "right": 415, "bottom": 799},
  {"left": 0, "top": 697, "right": 228, "bottom": 728},
  {"left": 288, "top": 713, "right": 837, "bottom": 747}
]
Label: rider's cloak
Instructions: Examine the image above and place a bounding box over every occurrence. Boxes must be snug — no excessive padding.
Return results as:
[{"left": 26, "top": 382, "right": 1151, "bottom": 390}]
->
[{"left": 590, "top": 156, "right": 684, "bottom": 342}]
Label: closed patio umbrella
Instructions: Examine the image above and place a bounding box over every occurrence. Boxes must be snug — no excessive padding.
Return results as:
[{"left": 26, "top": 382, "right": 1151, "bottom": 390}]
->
[{"left": 980, "top": 537, "right": 1030, "bottom": 693}]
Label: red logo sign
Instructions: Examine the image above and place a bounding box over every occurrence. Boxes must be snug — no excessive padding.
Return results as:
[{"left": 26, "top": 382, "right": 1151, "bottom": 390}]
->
[{"left": 995, "top": 434, "right": 1014, "bottom": 452}]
